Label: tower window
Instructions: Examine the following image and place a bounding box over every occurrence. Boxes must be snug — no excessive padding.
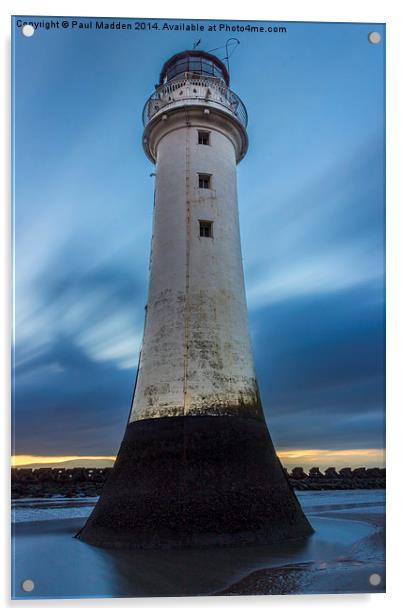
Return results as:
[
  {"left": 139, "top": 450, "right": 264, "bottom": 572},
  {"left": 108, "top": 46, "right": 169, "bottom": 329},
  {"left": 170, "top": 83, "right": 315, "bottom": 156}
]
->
[
  {"left": 198, "top": 173, "right": 211, "bottom": 189},
  {"left": 199, "top": 220, "right": 213, "bottom": 238},
  {"left": 198, "top": 131, "right": 210, "bottom": 145}
]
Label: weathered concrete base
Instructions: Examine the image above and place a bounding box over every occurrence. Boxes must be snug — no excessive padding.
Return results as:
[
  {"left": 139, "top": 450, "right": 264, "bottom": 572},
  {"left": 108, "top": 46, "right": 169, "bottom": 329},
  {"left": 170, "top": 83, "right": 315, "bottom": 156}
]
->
[{"left": 77, "top": 415, "right": 313, "bottom": 549}]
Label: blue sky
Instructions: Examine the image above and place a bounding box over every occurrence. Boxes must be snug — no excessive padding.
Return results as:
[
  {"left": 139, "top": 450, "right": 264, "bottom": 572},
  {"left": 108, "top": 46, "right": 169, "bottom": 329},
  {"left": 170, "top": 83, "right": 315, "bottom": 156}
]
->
[{"left": 12, "top": 17, "right": 385, "bottom": 465}]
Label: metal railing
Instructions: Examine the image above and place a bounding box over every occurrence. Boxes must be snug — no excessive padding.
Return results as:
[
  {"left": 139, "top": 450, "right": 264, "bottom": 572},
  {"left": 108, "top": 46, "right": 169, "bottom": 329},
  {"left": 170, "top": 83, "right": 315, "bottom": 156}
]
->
[{"left": 142, "top": 74, "right": 248, "bottom": 129}]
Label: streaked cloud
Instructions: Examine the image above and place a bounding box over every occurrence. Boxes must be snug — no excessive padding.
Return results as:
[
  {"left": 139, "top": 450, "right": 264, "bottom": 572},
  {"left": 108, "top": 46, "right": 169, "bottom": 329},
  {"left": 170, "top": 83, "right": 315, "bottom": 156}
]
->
[
  {"left": 247, "top": 239, "right": 382, "bottom": 307},
  {"left": 12, "top": 22, "right": 385, "bottom": 459}
]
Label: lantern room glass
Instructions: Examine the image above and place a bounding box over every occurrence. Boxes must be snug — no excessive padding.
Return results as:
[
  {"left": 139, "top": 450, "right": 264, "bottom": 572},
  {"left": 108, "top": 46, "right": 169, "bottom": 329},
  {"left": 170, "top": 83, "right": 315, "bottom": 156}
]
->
[{"left": 163, "top": 54, "right": 227, "bottom": 83}]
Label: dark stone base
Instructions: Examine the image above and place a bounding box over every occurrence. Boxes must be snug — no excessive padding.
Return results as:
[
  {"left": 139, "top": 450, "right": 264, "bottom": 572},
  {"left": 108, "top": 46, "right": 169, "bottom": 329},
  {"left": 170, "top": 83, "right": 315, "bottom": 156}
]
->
[{"left": 77, "top": 415, "right": 313, "bottom": 549}]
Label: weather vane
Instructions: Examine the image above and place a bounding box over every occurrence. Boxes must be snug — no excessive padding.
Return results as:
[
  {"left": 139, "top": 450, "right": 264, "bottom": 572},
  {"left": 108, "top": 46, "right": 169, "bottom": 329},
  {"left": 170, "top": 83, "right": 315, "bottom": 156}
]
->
[{"left": 207, "top": 38, "right": 240, "bottom": 76}]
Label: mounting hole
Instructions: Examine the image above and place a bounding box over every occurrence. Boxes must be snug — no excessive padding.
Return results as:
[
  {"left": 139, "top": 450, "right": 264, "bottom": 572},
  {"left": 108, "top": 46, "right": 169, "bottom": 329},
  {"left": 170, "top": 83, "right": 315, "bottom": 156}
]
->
[
  {"left": 21, "top": 579, "right": 34, "bottom": 592},
  {"left": 369, "top": 573, "right": 381, "bottom": 586},
  {"left": 368, "top": 31, "right": 381, "bottom": 44},
  {"left": 22, "top": 24, "right": 35, "bottom": 37}
]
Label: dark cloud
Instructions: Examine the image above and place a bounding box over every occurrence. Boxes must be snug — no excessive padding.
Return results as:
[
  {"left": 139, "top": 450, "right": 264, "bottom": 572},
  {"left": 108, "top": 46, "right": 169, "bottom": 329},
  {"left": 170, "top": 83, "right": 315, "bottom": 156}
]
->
[
  {"left": 251, "top": 281, "right": 385, "bottom": 450},
  {"left": 13, "top": 249, "right": 147, "bottom": 456},
  {"left": 13, "top": 334, "right": 134, "bottom": 456},
  {"left": 13, "top": 278, "right": 385, "bottom": 456}
]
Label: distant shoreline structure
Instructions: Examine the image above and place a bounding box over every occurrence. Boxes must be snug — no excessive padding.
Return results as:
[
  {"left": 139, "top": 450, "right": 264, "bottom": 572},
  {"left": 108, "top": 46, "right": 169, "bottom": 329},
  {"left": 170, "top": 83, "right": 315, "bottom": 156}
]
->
[{"left": 11, "top": 465, "right": 385, "bottom": 499}]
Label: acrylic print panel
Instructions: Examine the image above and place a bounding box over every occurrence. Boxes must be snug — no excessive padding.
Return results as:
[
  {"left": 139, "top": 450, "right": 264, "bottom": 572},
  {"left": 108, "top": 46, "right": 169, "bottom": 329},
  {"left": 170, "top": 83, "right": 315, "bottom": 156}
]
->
[{"left": 11, "top": 15, "right": 385, "bottom": 599}]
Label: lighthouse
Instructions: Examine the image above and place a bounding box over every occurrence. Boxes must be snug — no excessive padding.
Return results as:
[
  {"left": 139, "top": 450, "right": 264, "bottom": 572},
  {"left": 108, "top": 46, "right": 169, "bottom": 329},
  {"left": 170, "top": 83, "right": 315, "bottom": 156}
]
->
[{"left": 78, "top": 50, "right": 313, "bottom": 548}]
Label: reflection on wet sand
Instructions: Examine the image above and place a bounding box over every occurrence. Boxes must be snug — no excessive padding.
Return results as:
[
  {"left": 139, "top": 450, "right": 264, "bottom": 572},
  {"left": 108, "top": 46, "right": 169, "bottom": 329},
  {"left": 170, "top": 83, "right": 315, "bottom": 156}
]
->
[{"left": 12, "top": 490, "right": 385, "bottom": 598}]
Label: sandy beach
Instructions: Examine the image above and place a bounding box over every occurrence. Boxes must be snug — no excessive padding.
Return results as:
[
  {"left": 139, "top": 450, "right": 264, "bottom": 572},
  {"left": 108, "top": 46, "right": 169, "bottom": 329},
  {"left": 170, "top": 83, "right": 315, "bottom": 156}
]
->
[{"left": 11, "top": 489, "right": 385, "bottom": 599}]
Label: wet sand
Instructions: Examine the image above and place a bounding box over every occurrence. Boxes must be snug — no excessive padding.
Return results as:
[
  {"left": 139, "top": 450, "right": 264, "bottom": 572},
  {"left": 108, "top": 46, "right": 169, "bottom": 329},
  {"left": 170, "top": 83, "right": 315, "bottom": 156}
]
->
[{"left": 12, "top": 490, "right": 385, "bottom": 599}]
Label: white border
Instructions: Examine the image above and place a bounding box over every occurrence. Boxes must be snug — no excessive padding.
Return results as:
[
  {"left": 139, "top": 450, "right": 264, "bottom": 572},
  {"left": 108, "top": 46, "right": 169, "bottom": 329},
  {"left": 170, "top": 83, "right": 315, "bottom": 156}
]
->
[{"left": 2, "top": 0, "right": 401, "bottom": 612}]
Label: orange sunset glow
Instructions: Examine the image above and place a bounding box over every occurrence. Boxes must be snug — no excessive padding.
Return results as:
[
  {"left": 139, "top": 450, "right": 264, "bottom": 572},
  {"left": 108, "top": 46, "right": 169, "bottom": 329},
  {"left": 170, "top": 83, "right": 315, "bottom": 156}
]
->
[{"left": 11, "top": 449, "right": 385, "bottom": 470}]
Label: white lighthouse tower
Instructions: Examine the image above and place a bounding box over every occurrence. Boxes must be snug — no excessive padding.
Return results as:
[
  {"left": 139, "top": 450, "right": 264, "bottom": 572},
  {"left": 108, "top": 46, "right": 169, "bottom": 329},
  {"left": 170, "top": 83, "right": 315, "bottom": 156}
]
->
[
  {"left": 79, "top": 50, "right": 312, "bottom": 549},
  {"left": 133, "top": 51, "right": 258, "bottom": 421}
]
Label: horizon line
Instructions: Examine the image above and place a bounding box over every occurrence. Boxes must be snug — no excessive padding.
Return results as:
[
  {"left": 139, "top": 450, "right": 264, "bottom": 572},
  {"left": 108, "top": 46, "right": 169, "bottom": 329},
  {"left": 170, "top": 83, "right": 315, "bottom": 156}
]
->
[{"left": 11, "top": 448, "right": 385, "bottom": 470}]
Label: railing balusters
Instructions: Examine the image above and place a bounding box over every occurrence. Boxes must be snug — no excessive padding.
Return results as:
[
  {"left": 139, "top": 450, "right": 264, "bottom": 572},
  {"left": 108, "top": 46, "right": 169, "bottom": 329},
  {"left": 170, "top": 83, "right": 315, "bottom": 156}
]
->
[{"left": 142, "top": 74, "right": 247, "bottom": 128}]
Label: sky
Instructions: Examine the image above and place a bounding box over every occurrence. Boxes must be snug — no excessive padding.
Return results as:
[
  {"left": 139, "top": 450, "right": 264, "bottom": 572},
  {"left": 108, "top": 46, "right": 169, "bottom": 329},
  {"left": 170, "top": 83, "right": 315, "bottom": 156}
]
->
[{"left": 12, "top": 17, "right": 385, "bottom": 469}]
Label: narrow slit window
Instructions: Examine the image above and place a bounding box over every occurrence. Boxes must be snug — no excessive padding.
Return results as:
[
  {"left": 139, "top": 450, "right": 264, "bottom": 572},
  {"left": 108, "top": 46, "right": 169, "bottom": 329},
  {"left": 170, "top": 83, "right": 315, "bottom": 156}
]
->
[
  {"left": 199, "top": 220, "right": 213, "bottom": 238},
  {"left": 198, "top": 131, "right": 210, "bottom": 145},
  {"left": 198, "top": 173, "right": 211, "bottom": 189}
]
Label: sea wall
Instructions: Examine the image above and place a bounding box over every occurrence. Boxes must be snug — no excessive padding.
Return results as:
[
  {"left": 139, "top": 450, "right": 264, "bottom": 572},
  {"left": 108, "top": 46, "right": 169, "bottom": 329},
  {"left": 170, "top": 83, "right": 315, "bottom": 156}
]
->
[{"left": 11, "top": 465, "right": 385, "bottom": 499}]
